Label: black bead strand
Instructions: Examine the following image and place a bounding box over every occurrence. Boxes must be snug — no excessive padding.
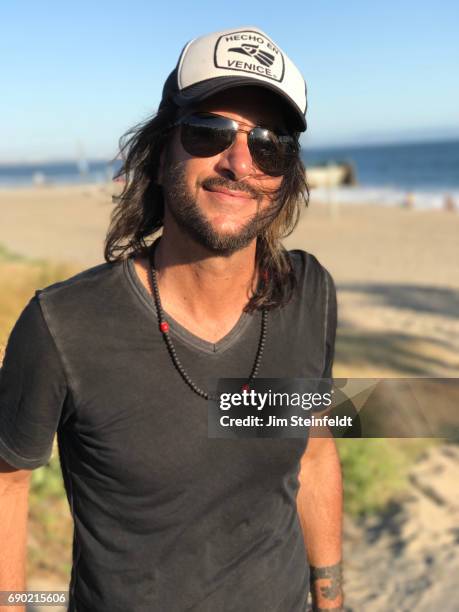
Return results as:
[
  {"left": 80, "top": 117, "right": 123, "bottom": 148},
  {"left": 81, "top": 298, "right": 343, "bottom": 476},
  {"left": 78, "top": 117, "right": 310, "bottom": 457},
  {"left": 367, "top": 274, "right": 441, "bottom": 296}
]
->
[{"left": 146, "top": 241, "right": 267, "bottom": 401}]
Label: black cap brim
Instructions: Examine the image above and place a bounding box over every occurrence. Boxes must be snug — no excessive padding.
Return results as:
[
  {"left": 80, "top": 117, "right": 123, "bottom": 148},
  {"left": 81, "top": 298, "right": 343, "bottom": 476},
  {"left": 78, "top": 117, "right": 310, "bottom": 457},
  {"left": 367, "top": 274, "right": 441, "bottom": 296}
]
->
[{"left": 164, "top": 73, "right": 306, "bottom": 132}]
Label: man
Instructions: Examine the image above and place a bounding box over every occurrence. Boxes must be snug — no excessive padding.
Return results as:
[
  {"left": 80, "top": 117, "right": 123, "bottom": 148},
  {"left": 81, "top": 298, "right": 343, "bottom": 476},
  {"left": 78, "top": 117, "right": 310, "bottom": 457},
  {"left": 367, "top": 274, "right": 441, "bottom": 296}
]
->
[{"left": 0, "top": 27, "right": 343, "bottom": 612}]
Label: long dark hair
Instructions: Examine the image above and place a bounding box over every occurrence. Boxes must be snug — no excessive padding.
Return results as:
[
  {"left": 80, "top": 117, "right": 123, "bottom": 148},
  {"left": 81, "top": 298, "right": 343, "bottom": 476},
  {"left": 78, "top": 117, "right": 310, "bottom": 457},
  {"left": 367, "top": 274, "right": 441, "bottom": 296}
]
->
[{"left": 104, "top": 100, "right": 309, "bottom": 312}]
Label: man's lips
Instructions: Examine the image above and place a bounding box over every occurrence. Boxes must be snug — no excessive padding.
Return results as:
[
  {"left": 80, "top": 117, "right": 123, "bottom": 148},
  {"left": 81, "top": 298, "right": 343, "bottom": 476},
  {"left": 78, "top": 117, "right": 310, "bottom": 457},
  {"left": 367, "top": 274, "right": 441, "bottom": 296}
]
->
[{"left": 203, "top": 185, "right": 254, "bottom": 199}]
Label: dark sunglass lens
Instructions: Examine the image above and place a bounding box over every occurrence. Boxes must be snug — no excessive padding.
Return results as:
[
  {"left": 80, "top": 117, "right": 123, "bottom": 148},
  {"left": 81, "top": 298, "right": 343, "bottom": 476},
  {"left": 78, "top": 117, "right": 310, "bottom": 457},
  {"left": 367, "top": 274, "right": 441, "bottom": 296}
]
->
[
  {"left": 249, "top": 128, "right": 298, "bottom": 176},
  {"left": 180, "top": 115, "right": 235, "bottom": 157}
]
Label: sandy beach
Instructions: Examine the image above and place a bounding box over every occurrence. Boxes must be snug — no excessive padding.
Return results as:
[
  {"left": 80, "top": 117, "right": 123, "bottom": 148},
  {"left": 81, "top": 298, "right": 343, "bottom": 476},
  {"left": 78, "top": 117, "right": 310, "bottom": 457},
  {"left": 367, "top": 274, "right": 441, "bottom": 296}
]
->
[
  {"left": 1, "top": 184, "right": 458, "bottom": 377},
  {"left": 286, "top": 198, "right": 459, "bottom": 377}
]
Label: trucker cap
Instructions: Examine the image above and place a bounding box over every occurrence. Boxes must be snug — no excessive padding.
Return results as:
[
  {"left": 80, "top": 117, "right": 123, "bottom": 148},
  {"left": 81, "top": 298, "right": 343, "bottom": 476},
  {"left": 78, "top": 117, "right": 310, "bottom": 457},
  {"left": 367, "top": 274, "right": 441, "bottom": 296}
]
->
[{"left": 160, "top": 26, "right": 307, "bottom": 132}]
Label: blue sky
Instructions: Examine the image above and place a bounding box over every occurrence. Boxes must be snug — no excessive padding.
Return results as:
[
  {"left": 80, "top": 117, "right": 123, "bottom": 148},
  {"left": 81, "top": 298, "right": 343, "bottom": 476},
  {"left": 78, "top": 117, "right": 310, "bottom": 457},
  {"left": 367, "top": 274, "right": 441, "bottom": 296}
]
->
[{"left": 2, "top": 0, "right": 458, "bottom": 161}]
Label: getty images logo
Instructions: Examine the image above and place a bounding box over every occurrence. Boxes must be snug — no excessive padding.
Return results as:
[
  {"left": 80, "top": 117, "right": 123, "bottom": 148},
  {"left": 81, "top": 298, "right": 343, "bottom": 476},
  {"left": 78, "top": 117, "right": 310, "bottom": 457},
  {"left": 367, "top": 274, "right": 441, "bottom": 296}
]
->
[{"left": 214, "top": 30, "right": 285, "bottom": 82}]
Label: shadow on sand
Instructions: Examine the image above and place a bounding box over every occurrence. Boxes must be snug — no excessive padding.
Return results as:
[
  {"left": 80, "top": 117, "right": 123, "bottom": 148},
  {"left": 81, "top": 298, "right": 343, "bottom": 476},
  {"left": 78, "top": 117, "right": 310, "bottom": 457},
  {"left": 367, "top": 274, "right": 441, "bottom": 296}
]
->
[
  {"left": 335, "top": 283, "right": 459, "bottom": 376},
  {"left": 340, "top": 283, "right": 459, "bottom": 320}
]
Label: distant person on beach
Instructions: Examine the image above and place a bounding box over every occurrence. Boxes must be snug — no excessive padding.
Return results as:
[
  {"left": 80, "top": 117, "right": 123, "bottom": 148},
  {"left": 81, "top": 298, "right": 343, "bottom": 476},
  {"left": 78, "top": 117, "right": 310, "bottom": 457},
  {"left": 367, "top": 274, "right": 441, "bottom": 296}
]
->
[{"left": 0, "top": 27, "right": 343, "bottom": 611}]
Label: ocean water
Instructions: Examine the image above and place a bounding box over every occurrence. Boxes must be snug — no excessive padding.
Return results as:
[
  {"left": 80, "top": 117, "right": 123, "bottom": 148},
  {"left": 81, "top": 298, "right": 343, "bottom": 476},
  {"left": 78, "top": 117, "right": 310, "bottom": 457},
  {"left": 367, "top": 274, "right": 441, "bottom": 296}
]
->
[
  {"left": 1, "top": 139, "right": 458, "bottom": 209},
  {"left": 0, "top": 160, "right": 117, "bottom": 188},
  {"left": 303, "top": 139, "right": 459, "bottom": 209}
]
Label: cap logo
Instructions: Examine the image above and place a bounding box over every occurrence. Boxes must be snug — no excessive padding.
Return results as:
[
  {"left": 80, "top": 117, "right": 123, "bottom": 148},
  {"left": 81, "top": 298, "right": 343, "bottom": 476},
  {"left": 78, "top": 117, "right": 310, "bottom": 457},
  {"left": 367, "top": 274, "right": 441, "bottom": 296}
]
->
[{"left": 214, "top": 30, "right": 285, "bottom": 82}]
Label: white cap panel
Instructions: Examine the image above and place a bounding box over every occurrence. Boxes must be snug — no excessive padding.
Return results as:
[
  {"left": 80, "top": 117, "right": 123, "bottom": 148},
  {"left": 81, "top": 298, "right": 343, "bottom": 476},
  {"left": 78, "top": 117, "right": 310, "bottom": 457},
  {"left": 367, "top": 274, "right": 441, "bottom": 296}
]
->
[{"left": 177, "top": 27, "right": 306, "bottom": 115}]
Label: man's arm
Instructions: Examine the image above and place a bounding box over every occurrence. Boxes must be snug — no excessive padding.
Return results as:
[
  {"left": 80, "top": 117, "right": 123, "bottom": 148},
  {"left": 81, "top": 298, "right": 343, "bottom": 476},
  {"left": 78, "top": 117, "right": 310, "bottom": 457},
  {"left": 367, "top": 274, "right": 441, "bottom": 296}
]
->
[
  {"left": 297, "top": 431, "right": 343, "bottom": 611},
  {"left": 0, "top": 457, "right": 31, "bottom": 612},
  {"left": 0, "top": 297, "right": 67, "bottom": 611}
]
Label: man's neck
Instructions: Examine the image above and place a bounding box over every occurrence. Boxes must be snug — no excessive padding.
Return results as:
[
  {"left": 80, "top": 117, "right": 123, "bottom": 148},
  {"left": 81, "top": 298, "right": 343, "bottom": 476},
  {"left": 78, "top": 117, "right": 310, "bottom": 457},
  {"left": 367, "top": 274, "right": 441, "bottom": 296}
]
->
[{"left": 133, "top": 228, "right": 258, "bottom": 343}]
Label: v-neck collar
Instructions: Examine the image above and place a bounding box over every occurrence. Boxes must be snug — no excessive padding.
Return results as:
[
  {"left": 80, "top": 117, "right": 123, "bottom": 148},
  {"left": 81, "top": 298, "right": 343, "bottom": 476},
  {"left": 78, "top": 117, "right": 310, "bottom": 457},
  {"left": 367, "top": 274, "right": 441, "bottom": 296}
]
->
[{"left": 123, "top": 256, "right": 255, "bottom": 355}]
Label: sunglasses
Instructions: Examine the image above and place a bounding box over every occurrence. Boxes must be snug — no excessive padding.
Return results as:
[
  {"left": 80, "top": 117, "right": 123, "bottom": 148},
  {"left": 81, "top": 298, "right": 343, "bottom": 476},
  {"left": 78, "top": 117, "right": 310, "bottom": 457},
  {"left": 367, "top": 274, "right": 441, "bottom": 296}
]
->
[{"left": 175, "top": 112, "right": 299, "bottom": 177}]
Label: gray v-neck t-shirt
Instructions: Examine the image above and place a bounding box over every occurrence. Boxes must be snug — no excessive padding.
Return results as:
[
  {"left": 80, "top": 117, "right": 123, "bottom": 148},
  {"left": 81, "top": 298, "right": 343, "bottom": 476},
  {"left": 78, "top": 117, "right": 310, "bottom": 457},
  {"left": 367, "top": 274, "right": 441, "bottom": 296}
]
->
[{"left": 0, "top": 249, "right": 337, "bottom": 612}]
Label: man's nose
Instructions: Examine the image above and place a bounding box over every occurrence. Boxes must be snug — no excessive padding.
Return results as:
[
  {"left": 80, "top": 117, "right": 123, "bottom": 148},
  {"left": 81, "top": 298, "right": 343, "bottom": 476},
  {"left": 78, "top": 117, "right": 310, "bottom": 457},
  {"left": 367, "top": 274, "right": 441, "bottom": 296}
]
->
[{"left": 215, "top": 132, "right": 255, "bottom": 180}]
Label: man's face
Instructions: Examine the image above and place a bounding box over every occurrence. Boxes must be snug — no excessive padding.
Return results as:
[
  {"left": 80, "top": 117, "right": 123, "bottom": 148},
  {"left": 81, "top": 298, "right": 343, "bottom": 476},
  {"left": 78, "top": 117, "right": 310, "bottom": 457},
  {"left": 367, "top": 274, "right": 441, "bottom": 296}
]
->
[{"left": 159, "top": 87, "right": 289, "bottom": 254}]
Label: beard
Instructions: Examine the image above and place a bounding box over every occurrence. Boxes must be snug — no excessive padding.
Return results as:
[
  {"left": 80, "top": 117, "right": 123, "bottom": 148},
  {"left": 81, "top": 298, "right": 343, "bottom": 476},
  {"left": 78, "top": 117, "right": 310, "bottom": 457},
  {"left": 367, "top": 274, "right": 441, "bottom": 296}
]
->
[{"left": 160, "top": 162, "right": 280, "bottom": 255}]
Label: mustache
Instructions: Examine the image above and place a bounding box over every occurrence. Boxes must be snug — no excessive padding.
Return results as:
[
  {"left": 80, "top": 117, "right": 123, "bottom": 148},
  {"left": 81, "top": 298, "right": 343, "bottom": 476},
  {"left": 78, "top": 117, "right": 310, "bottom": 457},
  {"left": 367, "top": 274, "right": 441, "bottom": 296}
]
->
[{"left": 200, "top": 176, "right": 260, "bottom": 199}]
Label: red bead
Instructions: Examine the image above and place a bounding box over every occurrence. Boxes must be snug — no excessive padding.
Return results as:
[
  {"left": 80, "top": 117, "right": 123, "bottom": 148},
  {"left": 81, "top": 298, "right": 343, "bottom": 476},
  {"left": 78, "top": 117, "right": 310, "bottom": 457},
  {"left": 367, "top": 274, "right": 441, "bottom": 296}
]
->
[
  {"left": 241, "top": 384, "right": 250, "bottom": 392},
  {"left": 160, "top": 321, "right": 170, "bottom": 333}
]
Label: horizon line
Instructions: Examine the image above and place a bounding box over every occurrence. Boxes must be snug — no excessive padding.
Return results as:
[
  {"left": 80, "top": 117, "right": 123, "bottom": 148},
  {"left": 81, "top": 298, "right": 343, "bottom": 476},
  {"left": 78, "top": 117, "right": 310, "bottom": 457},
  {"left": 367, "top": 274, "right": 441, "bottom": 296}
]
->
[{"left": 1, "top": 134, "right": 459, "bottom": 166}]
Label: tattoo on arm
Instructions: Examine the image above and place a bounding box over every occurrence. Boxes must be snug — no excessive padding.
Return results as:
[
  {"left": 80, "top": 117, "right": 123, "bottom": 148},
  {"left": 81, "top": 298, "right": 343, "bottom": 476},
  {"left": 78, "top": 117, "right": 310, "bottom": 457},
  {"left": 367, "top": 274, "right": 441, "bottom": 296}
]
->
[{"left": 310, "top": 561, "right": 343, "bottom": 601}]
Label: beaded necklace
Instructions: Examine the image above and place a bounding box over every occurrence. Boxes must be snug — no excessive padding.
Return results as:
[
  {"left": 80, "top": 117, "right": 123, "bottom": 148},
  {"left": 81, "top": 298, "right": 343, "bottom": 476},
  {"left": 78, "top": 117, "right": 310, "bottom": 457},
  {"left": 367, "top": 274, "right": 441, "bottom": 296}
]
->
[{"left": 146, "top": 242, "right": 267, "bottom": 401}]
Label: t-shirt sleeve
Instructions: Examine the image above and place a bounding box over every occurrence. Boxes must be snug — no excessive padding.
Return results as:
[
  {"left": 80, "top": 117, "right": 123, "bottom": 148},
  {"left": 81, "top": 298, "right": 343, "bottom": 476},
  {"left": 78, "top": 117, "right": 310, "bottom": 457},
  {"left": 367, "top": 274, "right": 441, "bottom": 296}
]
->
[
  {"left": 0, "top": 295, "right": 68, "bottom": 469},
  {"left": 321, "top": 269, "right": 338, "bottom": 379}
]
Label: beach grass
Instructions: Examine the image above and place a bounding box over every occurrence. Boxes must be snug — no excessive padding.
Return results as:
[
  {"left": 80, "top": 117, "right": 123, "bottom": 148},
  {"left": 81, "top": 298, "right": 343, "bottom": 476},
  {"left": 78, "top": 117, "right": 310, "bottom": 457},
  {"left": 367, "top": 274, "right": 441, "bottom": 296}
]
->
[
  {"left": 0, "top": 247, "right": 77, "bottom": 347},
  {"left": 28, "top": 456, "right": 73, "bottom": 582},
  {"left": 337, "top": 438, "right": 438, "bottom": 516}
]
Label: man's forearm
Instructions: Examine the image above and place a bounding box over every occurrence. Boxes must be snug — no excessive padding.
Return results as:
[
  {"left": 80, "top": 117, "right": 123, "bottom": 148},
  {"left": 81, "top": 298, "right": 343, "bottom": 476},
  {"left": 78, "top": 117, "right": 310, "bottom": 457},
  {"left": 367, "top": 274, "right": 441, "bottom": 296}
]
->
[
  {"left": 297, "top": 435, "right": 343, "bottom": 610},
  {"left": 0, "top": 471, "right": 30, "bottom": 611}
]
